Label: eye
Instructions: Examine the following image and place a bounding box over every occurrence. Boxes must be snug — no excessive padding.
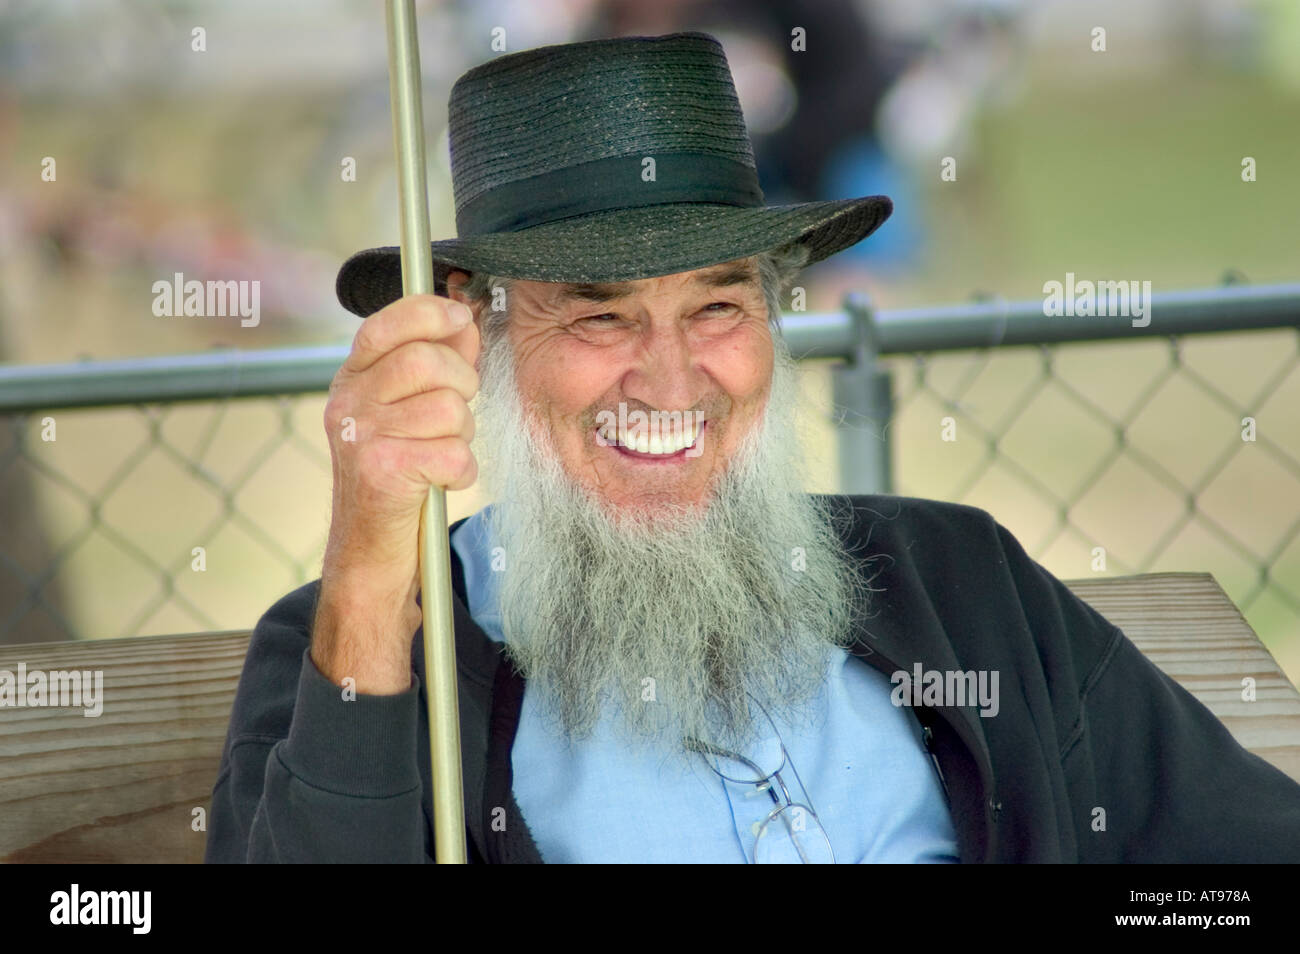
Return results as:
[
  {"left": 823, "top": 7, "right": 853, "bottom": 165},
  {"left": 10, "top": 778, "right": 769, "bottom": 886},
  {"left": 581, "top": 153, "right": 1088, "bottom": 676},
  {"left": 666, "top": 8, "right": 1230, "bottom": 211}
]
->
[{"left": 698, "top": 302, "right": 739, "bottom": 317}]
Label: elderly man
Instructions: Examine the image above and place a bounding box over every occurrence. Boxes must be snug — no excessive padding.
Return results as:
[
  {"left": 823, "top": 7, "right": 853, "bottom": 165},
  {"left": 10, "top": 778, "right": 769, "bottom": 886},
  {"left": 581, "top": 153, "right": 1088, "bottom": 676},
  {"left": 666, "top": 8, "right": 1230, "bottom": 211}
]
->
[{"left": 205, "top": 32, "right": 1300, "bottom": 863}]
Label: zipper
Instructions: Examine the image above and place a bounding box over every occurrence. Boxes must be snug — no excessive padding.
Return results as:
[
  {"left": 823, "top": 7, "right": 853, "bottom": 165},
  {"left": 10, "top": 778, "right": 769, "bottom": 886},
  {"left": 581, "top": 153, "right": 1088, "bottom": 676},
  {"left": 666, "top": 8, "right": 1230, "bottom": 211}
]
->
[{"left": 922, "top": 723, "right": 951, "bottom": 804}]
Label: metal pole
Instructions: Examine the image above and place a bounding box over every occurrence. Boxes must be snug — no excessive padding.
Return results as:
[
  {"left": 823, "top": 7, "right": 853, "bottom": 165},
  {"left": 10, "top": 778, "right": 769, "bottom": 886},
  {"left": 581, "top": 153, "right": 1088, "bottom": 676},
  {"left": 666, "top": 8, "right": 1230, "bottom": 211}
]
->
[
  {"left": 384, "top": 0, "right": 466, "bottom": 864},
  {"left": 831, "top": 293, "right": 893, "bottom": 495}
]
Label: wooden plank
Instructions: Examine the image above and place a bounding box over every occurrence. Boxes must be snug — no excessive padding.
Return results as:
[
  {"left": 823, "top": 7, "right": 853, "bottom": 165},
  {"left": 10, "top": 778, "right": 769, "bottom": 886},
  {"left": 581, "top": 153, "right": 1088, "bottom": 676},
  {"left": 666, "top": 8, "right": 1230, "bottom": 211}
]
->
[
  {"left": 1063, "top": 572, "right": 1300, "bottom": 784},
  {"left": 0, "top": 572, "right": 1296, "bottom": 863},
  {"left": 0, "top": 631, "right": 250, "bottom": 863}
]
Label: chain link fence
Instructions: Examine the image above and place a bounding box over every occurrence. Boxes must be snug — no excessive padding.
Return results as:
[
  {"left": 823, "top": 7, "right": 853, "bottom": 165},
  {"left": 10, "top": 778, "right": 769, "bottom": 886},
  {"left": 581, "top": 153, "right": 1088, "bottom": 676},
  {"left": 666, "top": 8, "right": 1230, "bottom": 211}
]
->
[
  {"left": 0, "top": 395, "right": 333, "bottom": 643},
  {"left": 1, "top": 287, "right": 1297, "bottom": 681},
  {"left": 883, "top": 331, "right": 1300, "bottom": 629}
]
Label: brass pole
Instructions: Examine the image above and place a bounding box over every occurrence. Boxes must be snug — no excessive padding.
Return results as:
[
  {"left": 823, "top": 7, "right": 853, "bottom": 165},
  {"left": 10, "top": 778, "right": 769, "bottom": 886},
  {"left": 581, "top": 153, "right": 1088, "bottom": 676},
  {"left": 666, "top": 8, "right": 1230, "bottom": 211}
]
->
[{"left": 384, "top": 0, "right": 466, "bottom": 864}]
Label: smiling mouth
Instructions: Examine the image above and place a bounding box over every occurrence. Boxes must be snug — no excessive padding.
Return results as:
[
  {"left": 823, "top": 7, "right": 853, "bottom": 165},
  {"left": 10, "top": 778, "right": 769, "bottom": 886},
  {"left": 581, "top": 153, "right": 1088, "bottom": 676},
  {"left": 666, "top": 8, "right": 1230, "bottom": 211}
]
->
[{"left": 595, "top": 420, "right": 706, "bottom": 461}]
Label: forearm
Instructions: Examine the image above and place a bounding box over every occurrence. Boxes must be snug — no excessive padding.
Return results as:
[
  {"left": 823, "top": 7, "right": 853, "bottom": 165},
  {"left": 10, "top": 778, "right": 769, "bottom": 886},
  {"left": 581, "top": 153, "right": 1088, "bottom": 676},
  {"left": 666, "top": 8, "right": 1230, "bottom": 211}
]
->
[{"left": 311, "top": 574, "right": 419, "bottom": 696}]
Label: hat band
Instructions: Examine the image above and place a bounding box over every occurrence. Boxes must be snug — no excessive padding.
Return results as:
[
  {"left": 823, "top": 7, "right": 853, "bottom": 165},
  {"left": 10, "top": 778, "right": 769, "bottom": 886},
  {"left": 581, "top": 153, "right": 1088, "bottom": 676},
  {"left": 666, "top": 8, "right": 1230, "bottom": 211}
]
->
[{"left": 454, "top": 152, "right": 765, "bottom": 236}]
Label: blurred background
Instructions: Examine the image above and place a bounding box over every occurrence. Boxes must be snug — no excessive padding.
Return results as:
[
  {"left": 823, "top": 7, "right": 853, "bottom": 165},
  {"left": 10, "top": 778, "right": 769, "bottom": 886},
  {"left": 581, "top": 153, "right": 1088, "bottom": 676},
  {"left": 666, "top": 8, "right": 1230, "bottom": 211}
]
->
[{"left": 1, "top": 0, "right": 1298, "bottom": 682}]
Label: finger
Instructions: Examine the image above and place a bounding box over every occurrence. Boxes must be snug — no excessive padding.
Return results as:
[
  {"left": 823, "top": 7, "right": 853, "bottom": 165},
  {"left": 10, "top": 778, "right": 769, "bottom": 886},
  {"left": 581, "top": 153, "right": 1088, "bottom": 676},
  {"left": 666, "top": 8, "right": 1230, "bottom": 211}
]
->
[
  {"left": 371, "top": 389, "right": 475, "bottom": 442},
  {"left": 360, "top": 339, "right": 480, "bottom": 406},
  {"left": 400, "top": 435, "right": 478, "bottom": 492},
  {"left": 344, "top": 295, "right": 474, "bottom": 374},
  {"left": 439, "top": 316, "right": 480, "bottom": 372}
]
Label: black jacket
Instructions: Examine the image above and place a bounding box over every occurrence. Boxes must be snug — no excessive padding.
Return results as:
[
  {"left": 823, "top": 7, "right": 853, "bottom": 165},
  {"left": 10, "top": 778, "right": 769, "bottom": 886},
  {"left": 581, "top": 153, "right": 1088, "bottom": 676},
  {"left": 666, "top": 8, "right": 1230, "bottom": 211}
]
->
[{"left": 204, "top": 494, "right": 1300, "bottom": 862}]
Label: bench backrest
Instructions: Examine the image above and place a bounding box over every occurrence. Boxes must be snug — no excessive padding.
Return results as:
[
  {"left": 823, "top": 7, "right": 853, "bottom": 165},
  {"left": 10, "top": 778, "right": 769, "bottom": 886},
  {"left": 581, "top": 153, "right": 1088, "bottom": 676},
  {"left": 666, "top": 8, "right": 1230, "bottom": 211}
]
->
[{"left": 1, "top": 572, "right": 1297, "bottom": 863}]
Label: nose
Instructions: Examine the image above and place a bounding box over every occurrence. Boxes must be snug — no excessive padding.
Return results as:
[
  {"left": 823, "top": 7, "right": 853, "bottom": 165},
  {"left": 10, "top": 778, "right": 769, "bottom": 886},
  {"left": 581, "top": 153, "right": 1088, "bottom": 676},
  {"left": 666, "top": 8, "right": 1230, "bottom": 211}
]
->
[{"left": 621, "top": 318, "right": 704, "bottom": 412}]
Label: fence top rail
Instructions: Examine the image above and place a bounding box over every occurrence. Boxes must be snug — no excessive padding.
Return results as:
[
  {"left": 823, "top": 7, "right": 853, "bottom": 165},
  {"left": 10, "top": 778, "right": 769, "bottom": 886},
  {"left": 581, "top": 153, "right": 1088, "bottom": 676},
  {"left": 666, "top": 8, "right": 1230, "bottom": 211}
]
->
[
  {"left": 783, "top": 281, "right": 1300, "bottom": 359},
  {"left": 1, "top": 282, "right": 1297, "bottom": 412},
  {"left": 0, "top": 345, "right": 351, "bottom": 413}
]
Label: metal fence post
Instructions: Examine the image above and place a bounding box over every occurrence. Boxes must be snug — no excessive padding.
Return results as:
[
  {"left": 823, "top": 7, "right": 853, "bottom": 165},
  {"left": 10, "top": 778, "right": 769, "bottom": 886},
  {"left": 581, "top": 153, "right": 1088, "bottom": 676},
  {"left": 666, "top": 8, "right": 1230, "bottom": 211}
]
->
[{"left": 831, "top": 293, "right": 894, "bottom": 495}]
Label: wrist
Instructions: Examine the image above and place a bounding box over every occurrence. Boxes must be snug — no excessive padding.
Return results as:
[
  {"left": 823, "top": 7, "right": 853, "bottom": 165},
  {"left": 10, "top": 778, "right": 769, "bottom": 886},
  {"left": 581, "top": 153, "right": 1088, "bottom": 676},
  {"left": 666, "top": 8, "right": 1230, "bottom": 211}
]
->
[{"left": 311, "top": 576, "right": 419, "bottom": 695}]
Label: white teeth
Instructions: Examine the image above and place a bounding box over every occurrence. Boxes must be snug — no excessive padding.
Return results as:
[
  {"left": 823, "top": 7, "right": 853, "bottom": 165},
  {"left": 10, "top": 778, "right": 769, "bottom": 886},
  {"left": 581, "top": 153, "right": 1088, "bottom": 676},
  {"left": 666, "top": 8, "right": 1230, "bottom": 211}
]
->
[{"left": 596, "top": 418, "right": 704, "bottom": 455}]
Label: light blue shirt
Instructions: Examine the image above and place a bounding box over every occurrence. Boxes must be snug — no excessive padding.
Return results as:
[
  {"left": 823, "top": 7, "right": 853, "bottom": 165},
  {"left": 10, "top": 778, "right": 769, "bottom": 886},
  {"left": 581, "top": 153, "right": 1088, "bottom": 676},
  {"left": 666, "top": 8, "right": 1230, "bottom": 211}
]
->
[{"left": 451, "top": 506, "right": 960, "bottom": 863}]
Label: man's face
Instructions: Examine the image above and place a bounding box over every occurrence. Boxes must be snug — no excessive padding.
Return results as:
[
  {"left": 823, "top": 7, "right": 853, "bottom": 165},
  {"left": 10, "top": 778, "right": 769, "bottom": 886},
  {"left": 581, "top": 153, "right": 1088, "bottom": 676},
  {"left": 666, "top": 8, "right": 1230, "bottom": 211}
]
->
[{"left": 461, "top": 258, "right": 774, "bottom": 513}]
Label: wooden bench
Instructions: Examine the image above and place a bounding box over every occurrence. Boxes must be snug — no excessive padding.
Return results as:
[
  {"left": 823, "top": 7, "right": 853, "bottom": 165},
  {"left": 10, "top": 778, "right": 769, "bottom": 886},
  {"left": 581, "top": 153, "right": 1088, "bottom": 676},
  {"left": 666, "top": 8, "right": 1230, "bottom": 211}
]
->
[{"left": 2, "top": 572, "right": 1298, "bottom": 863}]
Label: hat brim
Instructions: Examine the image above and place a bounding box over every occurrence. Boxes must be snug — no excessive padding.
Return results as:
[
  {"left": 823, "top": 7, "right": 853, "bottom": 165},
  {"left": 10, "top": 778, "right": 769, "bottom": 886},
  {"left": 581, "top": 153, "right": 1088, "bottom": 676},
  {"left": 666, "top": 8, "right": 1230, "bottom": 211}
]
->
[{"left": 335, "top": 194, "right": 891, "bottom": 318}]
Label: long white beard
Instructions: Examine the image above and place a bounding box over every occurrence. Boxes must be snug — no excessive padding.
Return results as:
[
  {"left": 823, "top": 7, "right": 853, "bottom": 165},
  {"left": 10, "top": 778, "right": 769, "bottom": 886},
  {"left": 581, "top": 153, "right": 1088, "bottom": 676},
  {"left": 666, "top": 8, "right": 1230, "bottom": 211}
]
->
[{"left": 472, "top": 327, "right": 869, "bottom": 760}]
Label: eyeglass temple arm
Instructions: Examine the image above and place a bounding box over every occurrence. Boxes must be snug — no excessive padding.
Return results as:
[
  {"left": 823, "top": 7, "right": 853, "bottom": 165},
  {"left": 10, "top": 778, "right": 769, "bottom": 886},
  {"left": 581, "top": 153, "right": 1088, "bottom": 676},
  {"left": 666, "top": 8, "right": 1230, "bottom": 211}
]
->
[{"left": 684, "top": 737, "right": 781, "bottom": 805}]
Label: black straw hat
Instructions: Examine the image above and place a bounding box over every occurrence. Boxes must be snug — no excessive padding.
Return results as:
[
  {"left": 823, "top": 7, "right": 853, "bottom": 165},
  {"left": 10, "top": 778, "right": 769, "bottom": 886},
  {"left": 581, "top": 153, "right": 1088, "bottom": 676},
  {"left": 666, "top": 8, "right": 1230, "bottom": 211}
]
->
[{"left": 336, "top": 31, "right": 892, "bottom": 318}]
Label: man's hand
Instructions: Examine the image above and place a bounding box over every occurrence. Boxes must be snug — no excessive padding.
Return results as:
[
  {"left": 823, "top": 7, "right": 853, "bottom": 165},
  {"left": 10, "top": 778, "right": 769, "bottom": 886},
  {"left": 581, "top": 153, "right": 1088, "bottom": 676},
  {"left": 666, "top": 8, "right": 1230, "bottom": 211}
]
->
[{"left": 311, "top": 294, "right": 480, "bottom": 694}]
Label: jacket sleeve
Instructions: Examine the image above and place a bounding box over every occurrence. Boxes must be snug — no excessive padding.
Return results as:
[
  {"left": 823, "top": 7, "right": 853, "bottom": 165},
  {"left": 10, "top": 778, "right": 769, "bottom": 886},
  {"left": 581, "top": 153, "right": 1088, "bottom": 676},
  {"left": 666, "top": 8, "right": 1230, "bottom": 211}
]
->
[
  {"left": 1065, "top": 622, "right": 1300, "bottom": 862},
  {"left": 204, "top": 581, "right": 431, "bottom": 863},
  {"left": 992, "top": 521, "right": 1300, "bottom": 863}
]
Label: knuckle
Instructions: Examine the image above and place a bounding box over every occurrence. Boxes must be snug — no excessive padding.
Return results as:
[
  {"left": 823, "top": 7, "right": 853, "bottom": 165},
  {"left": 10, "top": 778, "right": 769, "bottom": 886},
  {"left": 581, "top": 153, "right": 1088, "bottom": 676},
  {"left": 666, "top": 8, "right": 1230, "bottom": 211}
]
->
[
  {"left": 430, "top": 343, "right": 475, "bottom": 395},
  {"left": 323, "top": 394, "right": 352, "bottom": 433},
  {"left": 398, "top": 341, "right": 440, "bottom": 389},
  {"left": 352, "top": 320, "right": 382, "bottom": 357},
  {"left": 457, "top": 358, "right": 478, "bottom": 400},
  {"left": 434, "top": 389, "right": 469, "bottom": 431},
  {"left": 428, "top": 342, "right": 460, "bottom": 382},
  {"left": 451, "top": 445, "right": 479, "bottom": 489},
  {"left": 442, "top": 438, "right": 474, "bottom": 475}
]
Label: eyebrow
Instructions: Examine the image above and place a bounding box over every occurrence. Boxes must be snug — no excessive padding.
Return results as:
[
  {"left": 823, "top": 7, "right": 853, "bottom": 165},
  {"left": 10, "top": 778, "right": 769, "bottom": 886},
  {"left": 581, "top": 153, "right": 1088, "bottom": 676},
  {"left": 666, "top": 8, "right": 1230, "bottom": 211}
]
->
[{"left": 555, "top": 261, "right": 760, "bottom": 304}]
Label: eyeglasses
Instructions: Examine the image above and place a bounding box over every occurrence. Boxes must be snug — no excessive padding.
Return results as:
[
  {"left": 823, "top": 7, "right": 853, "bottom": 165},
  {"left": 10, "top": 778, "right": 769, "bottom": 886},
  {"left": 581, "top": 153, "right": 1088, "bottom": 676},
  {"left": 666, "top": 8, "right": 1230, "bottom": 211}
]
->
[{"left": 684, "top": 702, "right": 835, "bottom": 864}]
